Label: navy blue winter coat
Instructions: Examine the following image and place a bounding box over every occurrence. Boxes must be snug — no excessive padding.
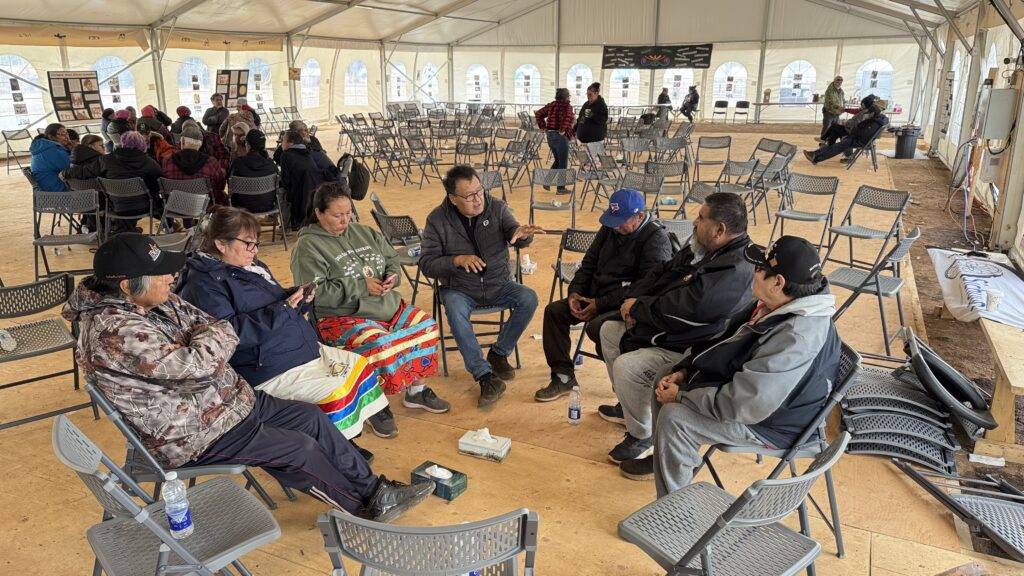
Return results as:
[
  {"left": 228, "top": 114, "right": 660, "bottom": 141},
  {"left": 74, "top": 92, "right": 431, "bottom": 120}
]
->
[{"left": 175, "top": 254, "right": 320, "bottom": 386}]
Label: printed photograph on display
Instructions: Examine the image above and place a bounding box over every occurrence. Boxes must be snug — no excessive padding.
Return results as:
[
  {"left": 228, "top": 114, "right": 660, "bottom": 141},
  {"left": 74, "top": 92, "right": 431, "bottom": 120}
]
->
[
  {"left": 192, "top": 83, "right": 200, "bottom": 91},
  {"left": 14, "top": 103, "right": 28, "bottom": 115},
  {"left": 192, "top": 74, "right": 199, "bottom": 84},
  {"left": 109, "top": 77, "right": 120, "bottom": 93},
  {"left": 9, "top": 78, "right": 19, "bottom": 92},
  {"left": 217, "top": 73, "right": 229, "bottom": 85},
  {"left": 112, "top": 94, "right": 121, "bottom": 103},
  {"left": 47, "top": 70, "right": 104, "bottom": 120},
  {"left": 193, "top": 93, "right": 201, "bottom": 104},
  {"left": 238, "top": 85, "right": 246, "bottom": 96},
  {"left": 12, "top": 93, "right": 23, "bottom": 102},
  {"left": 229, "top": 85, "right": 237, "bottom": 98},
  {"left": 230, "top": 70, "right": 238, "bottom": 85},
  {"left": 239, "top": 71, "right": 248, "bottom": 84}
]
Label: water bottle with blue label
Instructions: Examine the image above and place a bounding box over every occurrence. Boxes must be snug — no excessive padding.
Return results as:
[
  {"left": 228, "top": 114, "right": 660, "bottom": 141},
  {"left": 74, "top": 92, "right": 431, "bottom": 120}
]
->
[
  {"left": 568, "top": 385, "right": 582, "bottom": 425},
  {"left": 162, "top": 471, "right": 194, "bottom": 539}
]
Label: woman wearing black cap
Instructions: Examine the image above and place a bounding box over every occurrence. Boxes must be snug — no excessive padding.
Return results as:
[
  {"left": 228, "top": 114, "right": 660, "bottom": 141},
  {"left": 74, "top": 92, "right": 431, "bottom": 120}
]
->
[{"left": 63, "top": 232, "right": 434, "bottom": 522}]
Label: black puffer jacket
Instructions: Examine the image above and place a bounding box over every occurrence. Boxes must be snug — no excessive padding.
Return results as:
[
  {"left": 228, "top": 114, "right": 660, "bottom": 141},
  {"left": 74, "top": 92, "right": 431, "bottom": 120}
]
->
[
  {"left": 62, "top": 144, "right": 105, "bottom": 180},
  {"left": 567, "top": 216, "right": 672, "bottom": 313},
  {"left": 98, "top": 147, "right": 163, "bottom": 195},
  {"left": 851, "top": 108, "right": 889, "bottom": 146},
  {"left": 420, "top": 194, "right": 533, "bottom": 302},
  {"left": 621, "top": 234, "right": 754, "bottom": 353}
]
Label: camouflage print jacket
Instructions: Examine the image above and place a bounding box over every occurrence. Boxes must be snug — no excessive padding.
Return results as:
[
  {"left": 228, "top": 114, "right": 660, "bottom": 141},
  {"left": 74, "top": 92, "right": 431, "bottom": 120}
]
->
[{"left": 62, "top": 279, "right": 255, "bottom": 469}]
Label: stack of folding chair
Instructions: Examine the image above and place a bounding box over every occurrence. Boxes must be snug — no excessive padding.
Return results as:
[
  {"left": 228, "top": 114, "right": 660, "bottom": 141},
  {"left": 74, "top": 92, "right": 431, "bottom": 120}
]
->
[{"left": 840, "top": 328, "right": 995, "bottom": 474}]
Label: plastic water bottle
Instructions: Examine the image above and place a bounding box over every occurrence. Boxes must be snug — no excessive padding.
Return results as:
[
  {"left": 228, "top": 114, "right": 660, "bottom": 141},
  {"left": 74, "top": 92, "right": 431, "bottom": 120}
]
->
[
  {"left": 161, "top": 471, "right": 194, "bottom": 539},
  {"left": 568, "top": 385, "right": 582, "bottom": 425}
]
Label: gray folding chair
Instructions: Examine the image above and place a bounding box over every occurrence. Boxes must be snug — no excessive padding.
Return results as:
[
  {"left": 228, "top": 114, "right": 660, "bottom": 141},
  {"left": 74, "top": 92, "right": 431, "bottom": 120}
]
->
[
  {"left": 318, "top": 507, "right": 538, "bottom": 576},
  {"left": 455, "top": 141, "right": 489, "bottom": 170},
  {"left": 823, "top": 185, "right": 910, "bottom": 270},
  {"left": 710, "top": 100, "right": 729, "bottom": 122},
  {"left": 646, "top": 159, "right": 690, "bottom": 207},
  {"left": 0, "top": 273, "right": 95, "bottom": 430},
  {"left": 591, "top": 153, "right": 624, "bottom": 211},
  {"left": 620, "top": 137, "right": 651, "bottom": 170},
  {"left": 769, "top": 173, "right": 840, "bottom": 249},
  {"left": 369, "top": 191, "right": 390, "bottom": 216},
  {"left": 676, "top": 181, "right": 718, "bottom": 220},
  {"left": 656, "top": 218, "right": 695, "bottom": 253},
  {"left": 159, "top": 189, "right": 209, "bottom": 234},
  {"left": 52, "top": 415, "right": 281, "bottom": 576},
  {"left": 405, "top": 135, "right": 443, "bottom": 189},
  {"left": 3, "top": 128, "right": 32, "bottom": 173},
  {"left": 529, "top": 167, "right": 577, "bottom": 232},
  {"left": 228, "top": 174, "right": 288, "bottom": 249},
  {"left": 98, "top": 177, "right": 154, "bottom": 235},
  {"left": 479, "top": 170, "right": 506, "bottom": 201},
  {"left": 697, "top": 343, "right": 862, "bottom": 572},
  {"left": 32, "top": 190, "right": 100, "bottom": 280},
  {"left": 617, "top": 171, "right": 666, "bottom": 216},
  {"left": 694, "top": 135, "right": 731, "bottom": 182},
  {"left": 733, "top": 100, "right": 751, "bottom": 123},
  {"left": 370, "top": 211, "right": 430, "bottom": 305},
  {"left": 85, "top": 382, "right": 290, "bottom": 508},
  {"left": 830, "top": 228, "right": 921, "bottom": 355},
  {"left": 548, "top": 228, "right": 599, "bottom": 303},
  {"left": 621, "top": 432, "right": 851, "bottom": 576},
  {"left": 715, "top": 158, "right": 764, "bottom": 224}
]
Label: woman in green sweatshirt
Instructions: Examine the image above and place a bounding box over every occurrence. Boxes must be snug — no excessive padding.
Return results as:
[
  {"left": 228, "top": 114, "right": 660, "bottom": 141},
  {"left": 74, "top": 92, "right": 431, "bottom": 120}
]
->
[{"left": 291, "top": 184, "right": 450, "bottom": 438}]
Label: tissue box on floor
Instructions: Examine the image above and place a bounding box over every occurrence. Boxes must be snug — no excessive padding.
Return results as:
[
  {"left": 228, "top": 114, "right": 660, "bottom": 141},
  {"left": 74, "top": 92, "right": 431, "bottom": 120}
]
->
[
  {"left": 411, "top": 461, "right": 467, "bottom": 501},
  {"left": 458, "top": 428, "right": 511, "bottom": 462}
]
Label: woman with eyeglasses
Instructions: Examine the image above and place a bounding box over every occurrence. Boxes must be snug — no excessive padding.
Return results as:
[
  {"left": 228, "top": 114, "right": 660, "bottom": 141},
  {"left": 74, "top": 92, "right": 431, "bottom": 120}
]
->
[
  {"left": 176, "top": 206, "right": 388, "bottom": 453},
  {"left": 290, "top": 183, "right": 448, "bottom": 439}
]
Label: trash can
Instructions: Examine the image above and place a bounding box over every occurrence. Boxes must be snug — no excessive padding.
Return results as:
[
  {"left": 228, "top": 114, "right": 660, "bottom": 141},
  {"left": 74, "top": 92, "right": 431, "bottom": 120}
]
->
[{"left": 895, "top": 126, "right": 921, "bottom": 159}]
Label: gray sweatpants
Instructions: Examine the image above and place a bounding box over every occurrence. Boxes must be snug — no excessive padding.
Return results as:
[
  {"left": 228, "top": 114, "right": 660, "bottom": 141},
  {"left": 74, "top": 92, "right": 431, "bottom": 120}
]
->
[
  {"left": 652, "top": 396, "right": 764, "bottom": 497},
  {"left": 601, "top": 321, "right": 686, "bottom": 439}
]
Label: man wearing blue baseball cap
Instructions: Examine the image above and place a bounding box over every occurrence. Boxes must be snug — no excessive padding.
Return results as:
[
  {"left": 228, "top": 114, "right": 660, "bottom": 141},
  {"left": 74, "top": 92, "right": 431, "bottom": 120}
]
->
[
  {"left": 535, "top": 189, "right": 671, "bottom": 401},
  {"left": 643, "top": 236, "right": 840, "bottom": 495},
  {"left": 599, "top": 193, "right": 754, "bottom": 468}
]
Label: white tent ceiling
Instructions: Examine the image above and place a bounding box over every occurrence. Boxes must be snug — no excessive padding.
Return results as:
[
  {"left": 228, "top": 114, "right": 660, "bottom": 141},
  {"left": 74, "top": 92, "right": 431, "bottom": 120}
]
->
[{"left": 0, "top": 0, "right": 981, "bottom": 47}]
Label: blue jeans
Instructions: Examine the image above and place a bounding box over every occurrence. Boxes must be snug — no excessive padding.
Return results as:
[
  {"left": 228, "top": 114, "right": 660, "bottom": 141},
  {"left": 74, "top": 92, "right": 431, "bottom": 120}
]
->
[
  {"left": 812, "top": 136, "right": 856, "bottom": 163},
  {"left": 546, "top": 131, "right": 569, "bottom": 172},
  {"left": 441, "top": 282, "right": 539, "bottom": 379}
]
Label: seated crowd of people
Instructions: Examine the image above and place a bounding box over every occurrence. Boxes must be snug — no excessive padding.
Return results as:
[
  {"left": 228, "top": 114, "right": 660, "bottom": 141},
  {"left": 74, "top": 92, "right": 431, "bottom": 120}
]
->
[{"left": 48, "top": 96, "right": 844, "bottom": 525}]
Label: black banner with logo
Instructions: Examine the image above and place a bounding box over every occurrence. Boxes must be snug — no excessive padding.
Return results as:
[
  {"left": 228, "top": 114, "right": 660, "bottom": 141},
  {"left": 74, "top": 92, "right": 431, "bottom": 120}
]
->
[{"left": 602, "top": 44, "right": 714, "bottom": 69}]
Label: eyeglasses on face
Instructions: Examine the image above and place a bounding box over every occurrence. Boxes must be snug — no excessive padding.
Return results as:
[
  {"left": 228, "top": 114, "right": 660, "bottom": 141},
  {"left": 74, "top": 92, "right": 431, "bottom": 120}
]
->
[
  {"left": 231, "top": 237, "right": 260, "bottom": 252},
  {"left": 450, "top": 187, "right": 484, "bottom": 202}
]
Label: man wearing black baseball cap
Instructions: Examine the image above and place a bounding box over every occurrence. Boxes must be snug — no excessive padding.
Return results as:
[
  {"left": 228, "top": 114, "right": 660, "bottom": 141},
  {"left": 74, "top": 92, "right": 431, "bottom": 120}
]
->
[
  {"left": 63, "top": 233, "right": 433, "bottom": 522},
  {"left": 621, "top": 235, "right": 841, "bottom": 495}
]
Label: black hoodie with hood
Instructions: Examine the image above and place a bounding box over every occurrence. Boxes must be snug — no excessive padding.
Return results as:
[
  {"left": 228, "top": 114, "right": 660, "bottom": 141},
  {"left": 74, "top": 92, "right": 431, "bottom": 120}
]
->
[{"left": 62, "top": 143, "right": 105, "bottom": 180}]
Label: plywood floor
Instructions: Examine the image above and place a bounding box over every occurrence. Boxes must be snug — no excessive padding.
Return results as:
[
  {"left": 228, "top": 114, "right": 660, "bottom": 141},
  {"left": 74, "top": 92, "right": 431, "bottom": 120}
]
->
[{"left": 1, "top": 123, "right": 1023, "bottom": 575}]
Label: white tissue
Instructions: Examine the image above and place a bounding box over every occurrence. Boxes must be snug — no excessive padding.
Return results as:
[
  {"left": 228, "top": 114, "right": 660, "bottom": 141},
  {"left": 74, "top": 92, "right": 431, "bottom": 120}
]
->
[
  {"left": 477, "top": 427, "right": 493, "bottom": 442},
  {"left": 425, "top": 464, "right": 453, "bottom": 480}
]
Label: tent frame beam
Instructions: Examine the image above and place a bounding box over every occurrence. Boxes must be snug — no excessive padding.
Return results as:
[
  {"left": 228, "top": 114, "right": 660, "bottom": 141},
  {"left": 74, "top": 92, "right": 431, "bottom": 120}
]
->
[
  {"left": 383, "top": 0, "right": 483, "bottom": 42},
  {"left": 453, "top": 0, "right": 556, "bottom": 46},
  {"left": 287, "top": 0, "right": 367, "bottom": 36},
  {"left": 805, "top": 0, "right": 926, "bottom": 35},
  {"left": 151, "top": 0, "right": 214, "bottom": 29},
  {"left": 910, "top": 7, "right": 945, "bottom": 56},
  {"left": 835, "top": 0, "right": 941, "bottom": 28},
  {"left": 932, "top": 0, "right": 972, "bottom": 54},
  {"left": 885, "top": 0, "right": 945, "bottom": 16}
]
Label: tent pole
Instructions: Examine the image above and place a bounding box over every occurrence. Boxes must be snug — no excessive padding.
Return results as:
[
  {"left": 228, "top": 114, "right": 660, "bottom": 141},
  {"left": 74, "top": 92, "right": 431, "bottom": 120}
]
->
[
  {"left": 149, "top": 28, "right": 167, "bottom": 112},
  {"left": 554, "top": 0, "right": 560, "bottom": 101},
  {"left": 379, "top": 42, "right": 388, "bottom": 112},
  {"left": 57, "top": 35, "right": 70, "bottom": 71},
  {"left": 756, "top": 0, "right": 771, "bottom": 108},
  {"left": 919, "top": 41, "right": 938, "bottom": 134},
  {"left": 908, "top": 45, "right": 925, "bottom": 124},
  {"left": 928, "top": 24, "right": 956, "bottom": 155},
  {"left": 448, "top": 44, "right": 455, "bottom": 102},
  {"left": 287, "top": 35, "right": 299, "bottom": 111},
  {"left": 329, "top": 47, "right": 340, "bottom": 121},
  {"left": 957, "top": 1, "right": 987, "bottom": 146},
  {"left": 649, "top": 0, "right": 659, "bottom": 105}
]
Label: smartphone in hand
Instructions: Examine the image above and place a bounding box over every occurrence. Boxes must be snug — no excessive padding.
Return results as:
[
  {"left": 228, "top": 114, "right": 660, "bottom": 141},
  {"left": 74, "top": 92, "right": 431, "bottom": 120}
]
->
[{"left": 383, "top": 273, "right": 398, "bottom": 284}]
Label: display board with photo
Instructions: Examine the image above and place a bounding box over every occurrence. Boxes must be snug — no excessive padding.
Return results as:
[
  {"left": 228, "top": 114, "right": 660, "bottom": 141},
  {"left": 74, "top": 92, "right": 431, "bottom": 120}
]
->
[
  {"left": 47, "top": 70, "right": 104, "bottom": 121},
  {"left": 215, "top": 68, "right": 249, "bottom": 108}
]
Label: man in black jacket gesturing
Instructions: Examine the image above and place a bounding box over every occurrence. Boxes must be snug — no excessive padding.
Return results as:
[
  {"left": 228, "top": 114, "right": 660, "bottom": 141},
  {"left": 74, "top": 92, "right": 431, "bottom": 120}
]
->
[
  {"left": 598, "top": 193, "right": 754, "bottom": 465},
  {"left": 535, "top": 189, "right": 671, "bottom": 402},
  {"left": 420, "top": 165, "right": 544, "bottom": 408}
]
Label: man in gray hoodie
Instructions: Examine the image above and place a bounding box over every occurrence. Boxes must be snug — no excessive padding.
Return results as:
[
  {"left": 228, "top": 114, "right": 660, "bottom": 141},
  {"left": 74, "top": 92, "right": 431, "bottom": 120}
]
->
[
  {"left": 420, "top": 165, "right": 544, "bottom": 407},
  {"left": 623, "top": 236, "right": 840, "bottom": 496}
]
